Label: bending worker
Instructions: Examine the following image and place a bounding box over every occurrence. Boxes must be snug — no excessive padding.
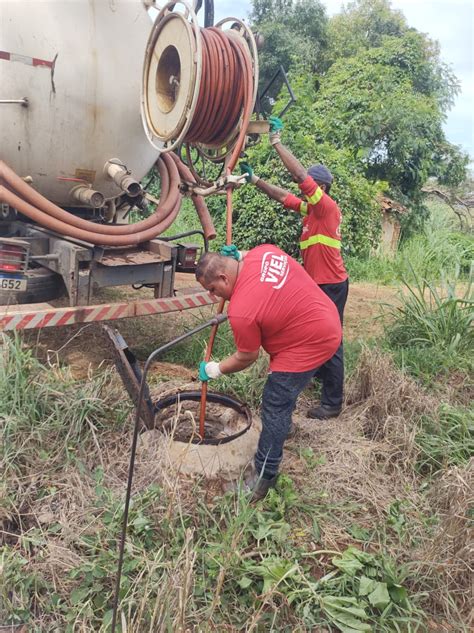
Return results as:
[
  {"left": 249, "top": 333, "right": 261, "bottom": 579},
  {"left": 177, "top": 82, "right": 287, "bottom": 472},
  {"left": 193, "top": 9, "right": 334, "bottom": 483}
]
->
[
  {"left": 196, "top": 244, "right": 342, "bottom": 500},
  {"left": 239, "top": 117, "right": 348, "bottom": 420}
]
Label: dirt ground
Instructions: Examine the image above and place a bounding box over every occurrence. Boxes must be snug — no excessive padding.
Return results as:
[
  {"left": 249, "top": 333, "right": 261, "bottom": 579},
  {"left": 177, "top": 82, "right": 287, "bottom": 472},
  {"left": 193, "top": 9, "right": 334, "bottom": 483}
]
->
[{"left": 20, "top": 281, "right": 398, "bottom": 380}]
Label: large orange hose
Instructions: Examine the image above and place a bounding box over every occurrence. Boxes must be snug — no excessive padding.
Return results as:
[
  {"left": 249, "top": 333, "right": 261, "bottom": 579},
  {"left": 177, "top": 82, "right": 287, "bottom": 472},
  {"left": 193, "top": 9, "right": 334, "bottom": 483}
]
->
[
  {"left": 0, "top": 155, "right": 179, "bottom": 235},
  {"left": 169, "top": 153, "right": 216, "bottom": 241},
  {"left": 0, "top": 184, "right": 183, "bottom": 246},
  {"left": 0, "top": 153, "right": 218, "bottom": 246},
  {"left": 197, "top": 29, "right": 254, "bottom": 437}
]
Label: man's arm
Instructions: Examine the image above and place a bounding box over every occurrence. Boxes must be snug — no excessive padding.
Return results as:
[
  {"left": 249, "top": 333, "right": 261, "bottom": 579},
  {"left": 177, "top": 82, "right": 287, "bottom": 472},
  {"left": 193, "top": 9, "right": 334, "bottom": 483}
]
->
[
  {"left": 273, "top": 142, "right": 307, "bottom": 184},
  {"left": 219, "top": 349, "right": 259, "bottom": 374},
  {"left": 239, "top": 161, "right": 298, "bottom": 206},
  {"left": 268, "top": 115, "right": 307, "bottom": 183},
  {"left": 199, "top": 350, "right": 258, "bottom": 382},
  {"left": 255, "top": 178, "right": 290, "bottom": 204}
]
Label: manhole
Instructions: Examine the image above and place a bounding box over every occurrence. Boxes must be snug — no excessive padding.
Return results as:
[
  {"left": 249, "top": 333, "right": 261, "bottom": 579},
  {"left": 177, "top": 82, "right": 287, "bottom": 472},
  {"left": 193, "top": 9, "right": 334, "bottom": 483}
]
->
[{"left": 153, "top": 390, "right": 252, "bottom": 445}]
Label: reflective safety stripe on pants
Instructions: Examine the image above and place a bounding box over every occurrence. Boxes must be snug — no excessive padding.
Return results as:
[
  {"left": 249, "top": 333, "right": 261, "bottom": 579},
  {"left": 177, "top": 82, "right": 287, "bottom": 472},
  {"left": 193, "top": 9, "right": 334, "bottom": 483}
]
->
[{"left": 300, "top": 233, "right": 341, "bottom": 250}]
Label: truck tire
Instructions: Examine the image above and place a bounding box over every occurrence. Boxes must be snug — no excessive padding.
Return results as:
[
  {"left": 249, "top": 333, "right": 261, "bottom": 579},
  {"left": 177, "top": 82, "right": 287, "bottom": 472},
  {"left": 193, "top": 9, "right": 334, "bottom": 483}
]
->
[{"left": 0, "top": 266, "right": 66, "bottom": 305}]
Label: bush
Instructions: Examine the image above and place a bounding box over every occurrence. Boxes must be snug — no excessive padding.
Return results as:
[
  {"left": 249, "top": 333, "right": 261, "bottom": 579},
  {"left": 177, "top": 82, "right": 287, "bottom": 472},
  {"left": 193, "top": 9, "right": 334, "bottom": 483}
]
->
[
  {"left": 416, "top": 404, "right": 474, "bottom": 474},
  {"left": 207, "top": 67, "right": 385, "bottom": 257},
  {"left": 385, "top": 267, "right": 473, "bottom": 350}
]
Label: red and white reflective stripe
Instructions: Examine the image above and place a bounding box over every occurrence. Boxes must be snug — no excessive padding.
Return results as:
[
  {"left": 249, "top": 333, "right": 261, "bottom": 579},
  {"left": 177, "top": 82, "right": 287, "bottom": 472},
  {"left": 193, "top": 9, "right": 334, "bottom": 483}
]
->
[
  {"left": 0, "top": 291, "right": 217, "bottom": 331},
  {"left": 134, "top": 292, "right": 216, "bottom": 317},
  {"left": 0, "top": 50, "right": 55, "bottom": 68}
]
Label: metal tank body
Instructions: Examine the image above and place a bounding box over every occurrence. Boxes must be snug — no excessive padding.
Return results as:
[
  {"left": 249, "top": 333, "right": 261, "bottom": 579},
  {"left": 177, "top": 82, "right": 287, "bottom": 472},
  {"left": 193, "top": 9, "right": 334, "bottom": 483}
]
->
[{"left": 0, "top": 0, "right": 160, "bottom": 205}]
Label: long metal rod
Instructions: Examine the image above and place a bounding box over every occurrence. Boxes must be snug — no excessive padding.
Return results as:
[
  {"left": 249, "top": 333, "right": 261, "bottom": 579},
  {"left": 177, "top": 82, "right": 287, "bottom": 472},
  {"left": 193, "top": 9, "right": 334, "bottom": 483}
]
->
[
  {"left": 110, "top": 313, "right": 227, "bottom": 633},
  {"left": 0, "top": 98, "right": 28, "bottom": 106},
  {"left": 198, "top": 167, "right": 234, "bottom": 436}
]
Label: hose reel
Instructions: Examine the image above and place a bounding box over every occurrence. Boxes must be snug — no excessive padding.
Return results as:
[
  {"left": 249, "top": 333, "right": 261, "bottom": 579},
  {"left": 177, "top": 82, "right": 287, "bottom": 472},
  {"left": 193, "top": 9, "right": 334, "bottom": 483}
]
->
[{"left": 141, "top": 1, "right": 259, "bottom": 184}]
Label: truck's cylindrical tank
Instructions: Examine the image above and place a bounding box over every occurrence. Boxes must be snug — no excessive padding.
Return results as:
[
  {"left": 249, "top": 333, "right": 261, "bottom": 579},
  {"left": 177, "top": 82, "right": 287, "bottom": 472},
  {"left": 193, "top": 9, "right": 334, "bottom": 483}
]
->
[{"left": 0, "top": 0, "right": 160, "bottom": 205}]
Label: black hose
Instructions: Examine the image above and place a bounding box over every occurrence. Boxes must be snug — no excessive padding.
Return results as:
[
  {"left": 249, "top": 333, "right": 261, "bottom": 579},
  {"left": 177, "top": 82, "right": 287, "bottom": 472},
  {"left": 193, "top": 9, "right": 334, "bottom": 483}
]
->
[
  {"left": 159, "top": 228, "right": 209, "bottom": 252},
  {"left": 110, "top": 312, "right": 228, "bottom": 633}
]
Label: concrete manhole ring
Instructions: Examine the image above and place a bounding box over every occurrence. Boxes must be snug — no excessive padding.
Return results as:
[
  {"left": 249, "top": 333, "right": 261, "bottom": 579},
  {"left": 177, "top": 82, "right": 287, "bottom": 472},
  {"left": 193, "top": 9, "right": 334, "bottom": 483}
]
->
[{"left": 138, "top": 389, "right": 261, "bottom": 479}]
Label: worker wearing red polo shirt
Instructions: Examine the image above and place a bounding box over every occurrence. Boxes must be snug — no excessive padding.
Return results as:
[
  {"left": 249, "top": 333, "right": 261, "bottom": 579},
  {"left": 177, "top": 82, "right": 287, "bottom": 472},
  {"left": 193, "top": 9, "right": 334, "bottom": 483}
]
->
[
  {"left": 239, "top": 116, "right": 348, "bottom": 420},
  {"left": 196, "top": 244, "right": 341, "bottom": 499}
]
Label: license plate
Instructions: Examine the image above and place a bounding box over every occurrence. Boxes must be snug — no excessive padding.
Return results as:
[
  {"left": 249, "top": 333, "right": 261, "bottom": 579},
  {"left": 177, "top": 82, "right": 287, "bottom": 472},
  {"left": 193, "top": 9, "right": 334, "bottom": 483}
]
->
[{"left": 0, "top": 274, "right": 27, "bottom": 292}]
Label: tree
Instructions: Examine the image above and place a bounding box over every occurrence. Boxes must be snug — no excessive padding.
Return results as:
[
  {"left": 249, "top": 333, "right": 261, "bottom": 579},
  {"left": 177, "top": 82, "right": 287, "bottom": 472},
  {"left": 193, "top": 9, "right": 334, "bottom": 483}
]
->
[
  {"left": 216, "top": 0, "right": 469, "bottom": 254},
  {"left": 213, "top": 69, "right": 383, "bottom": 258},
  {"left": 250, "top": 0, "right": 328, "bottom": 101},
  {"left": 322, "top": 0, "right": 407, "bottom": 68},
  {"left": 310, "top": 29, "right": 466, "bottom": 200}
]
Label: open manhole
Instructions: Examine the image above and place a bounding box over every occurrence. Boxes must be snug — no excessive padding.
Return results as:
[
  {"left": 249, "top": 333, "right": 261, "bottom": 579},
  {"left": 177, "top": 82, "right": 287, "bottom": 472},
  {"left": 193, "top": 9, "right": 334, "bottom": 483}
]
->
[
  {"left": 103, "top": 325, "right": 254, "bottom": 461},
  {"left": 154, "top": 391, "right": 252, "bottom": 444}
]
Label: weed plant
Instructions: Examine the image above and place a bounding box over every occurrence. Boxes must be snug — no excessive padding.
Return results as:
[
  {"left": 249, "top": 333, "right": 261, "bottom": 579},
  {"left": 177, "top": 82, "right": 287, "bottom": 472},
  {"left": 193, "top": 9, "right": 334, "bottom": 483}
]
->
[
  {"left": 384, "top": 264, "right": 473, "bottom": 380},
  {"left": 386, "top": 266, "right": 473, "bottom": 349},
  {"left": 415, "top": 404, "right": 474, "bottom": 474},
  {"left": 1, "top": 466, "right": 426, "bottom": 632},
  {"left": 0, "top": 333, "right": 129, "bottom": 526},
  {"left": 347, "top": 200, "right": 474, "bottom": 285},
  {"left": 1, "top": 336, "right": 472, "bottom": 631}
]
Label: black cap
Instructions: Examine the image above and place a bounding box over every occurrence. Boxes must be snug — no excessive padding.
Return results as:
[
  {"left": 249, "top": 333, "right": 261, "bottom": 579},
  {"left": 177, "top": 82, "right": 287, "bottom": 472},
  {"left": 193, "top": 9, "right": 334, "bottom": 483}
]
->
[{"left": 307, "top": 164, "right": 333, "bottom": 185}]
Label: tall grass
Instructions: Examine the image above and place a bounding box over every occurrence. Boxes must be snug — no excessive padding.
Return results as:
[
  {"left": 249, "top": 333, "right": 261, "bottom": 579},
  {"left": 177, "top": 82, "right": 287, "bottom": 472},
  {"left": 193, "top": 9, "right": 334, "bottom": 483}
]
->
[
  {"left": 0, "top": 333, "right": 129, "bottom": 519},
  {"left": 382, "top": 263, "right": 473, "bottom": 383},
  {"left": 385, "top": 265, "right": 473, "bottom": 352},
  {"left": 416, "top": 404, "right": 474, "bottom": 474},
  {"left": 347, "top": 199, "right": 474, "bottom": 284},
  {"left": 1, "top": 334, "right": 472, "bottom": 631}
]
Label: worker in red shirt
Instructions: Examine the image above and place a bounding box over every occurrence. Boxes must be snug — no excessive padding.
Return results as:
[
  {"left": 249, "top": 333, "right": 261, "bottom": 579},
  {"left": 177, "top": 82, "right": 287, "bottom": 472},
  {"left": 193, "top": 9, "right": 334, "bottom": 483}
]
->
[
  {"left": 196, "top": 244, "right": 341, "bottom": 499},
  {"left": 239, "top": 116, "right": 348, "bottom": 420}
]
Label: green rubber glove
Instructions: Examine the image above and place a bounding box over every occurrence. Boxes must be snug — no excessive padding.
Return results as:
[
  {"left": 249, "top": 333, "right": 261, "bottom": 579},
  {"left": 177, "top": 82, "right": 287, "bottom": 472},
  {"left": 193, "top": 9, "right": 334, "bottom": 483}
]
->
[
  {"left": 269, "top": 115, "right": 283, "bottom": 145},
  {"left": 220, "top": 244, "right": 242, "bottom": 261},
  {"left": 239, "top": 161, "right": 259, "bottom": 184},
  {"left": 269, "top": 115, "right": 283, "bottom": 133},
  {"left": 199, "top": 361, "right": 210, "bottom": 382},
  {"left": 239, "top": 161, "right": 252, "bottom": 180}
]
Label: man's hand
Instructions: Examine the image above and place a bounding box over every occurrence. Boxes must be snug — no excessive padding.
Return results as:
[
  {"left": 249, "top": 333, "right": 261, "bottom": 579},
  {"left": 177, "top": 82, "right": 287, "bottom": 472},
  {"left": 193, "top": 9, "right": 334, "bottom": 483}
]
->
[
  {"left": 220, "top": 244, "right": 242, "bottom": 261},
  {"left": 199, "top": 361, "right": 222, "bottom": 382},
  {"left": 239, "top": 161, "right": 260, "bottom": 185},
  {"left": 269, "top": 115, "right": 283, "bottom": 145}
]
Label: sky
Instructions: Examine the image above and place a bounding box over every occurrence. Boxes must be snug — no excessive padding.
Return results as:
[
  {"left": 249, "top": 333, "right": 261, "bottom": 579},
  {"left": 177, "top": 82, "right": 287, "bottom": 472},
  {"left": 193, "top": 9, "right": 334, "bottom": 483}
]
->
[{"left": 208, "top": 0, "right": 474, "bottom": 162}]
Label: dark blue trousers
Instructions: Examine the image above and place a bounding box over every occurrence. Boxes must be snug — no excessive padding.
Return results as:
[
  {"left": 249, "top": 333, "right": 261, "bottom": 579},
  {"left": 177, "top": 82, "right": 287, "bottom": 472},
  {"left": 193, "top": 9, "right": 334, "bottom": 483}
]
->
[
  {"left": 317, "top": 279, "right": 349, "bottom": 409},
  {"left": 255, "top": 367, "right": 319, "bottom": 477}
]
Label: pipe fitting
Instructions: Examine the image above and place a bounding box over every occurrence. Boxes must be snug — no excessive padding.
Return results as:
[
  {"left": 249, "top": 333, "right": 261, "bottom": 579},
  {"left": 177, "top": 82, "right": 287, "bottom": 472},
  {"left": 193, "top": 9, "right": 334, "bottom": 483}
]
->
[
  {"left": 70, "top": 185, "right": 105, "bottom": 208},
  {"left": 105, "top": 160, "right": 143, "bottom": 198}
]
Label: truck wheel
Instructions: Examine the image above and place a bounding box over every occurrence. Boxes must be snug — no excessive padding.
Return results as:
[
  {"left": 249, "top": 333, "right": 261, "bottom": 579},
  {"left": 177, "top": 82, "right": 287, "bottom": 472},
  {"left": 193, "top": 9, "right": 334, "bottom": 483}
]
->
[{"left": 0, "top": 266, "right": 66, "bottom": 305}]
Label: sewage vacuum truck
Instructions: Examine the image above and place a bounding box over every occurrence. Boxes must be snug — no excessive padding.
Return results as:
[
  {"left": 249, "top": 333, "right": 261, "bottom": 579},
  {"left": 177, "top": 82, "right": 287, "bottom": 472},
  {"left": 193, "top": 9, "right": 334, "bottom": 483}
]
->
[{"left": 0, "top": 0, "right": 260, "bottom": 330}]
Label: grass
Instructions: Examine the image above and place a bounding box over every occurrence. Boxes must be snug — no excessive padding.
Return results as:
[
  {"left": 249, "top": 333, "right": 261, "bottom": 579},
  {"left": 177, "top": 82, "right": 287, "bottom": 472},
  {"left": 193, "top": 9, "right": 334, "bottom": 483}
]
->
[
  {"left": 382, "top": 265, "right": 473, "bottom": 385},
  {"left": 1, "top": 333, "right": 473, "bottom": 631},
  {"left": 346, "top": 199, "right": 474, "bottom": 285},
  {"left": 1, "top": 202, "right": 473, "bottom": 630},
  {"left": 415, "top": 404, "right": 474, "bottom": 474},
  {"left": 385, "top": 266, "right": 473, "bottom": 350}
]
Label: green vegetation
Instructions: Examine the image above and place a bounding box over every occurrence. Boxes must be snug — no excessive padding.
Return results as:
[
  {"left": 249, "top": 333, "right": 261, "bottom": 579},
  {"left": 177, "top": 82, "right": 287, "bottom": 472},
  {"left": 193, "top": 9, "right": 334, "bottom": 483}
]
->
[
  {"left": 376, "top": 200, "right": 473, "bottom": 382},
  {"left": 385, "top": 269, "right": 473, "bottom": 354},
  {"left": 217, "top": 0, "right": 469, "bottom": 256},
  {"left": 347, "top": 197, "right": 473, "bottom": 284},
  {"left": 2, "top": 2, "right": 473, "bottom": 632},
  {"left": 2, "top": 291, "right": 473, "bottom": 630}
]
